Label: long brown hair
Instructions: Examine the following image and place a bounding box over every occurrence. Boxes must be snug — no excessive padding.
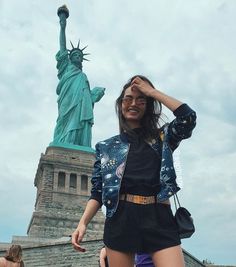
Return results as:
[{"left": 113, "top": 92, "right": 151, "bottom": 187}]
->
[
  {"left": 115, "top": 75, "right": 163, "bottom": 140},
  {"left": 5, "top": 245, "right": 24, "bottom": 266}
]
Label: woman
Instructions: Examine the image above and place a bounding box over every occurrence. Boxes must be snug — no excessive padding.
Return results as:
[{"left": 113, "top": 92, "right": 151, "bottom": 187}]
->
[
  {"left": 72, "top": 75, "right": 196, "bottom": 267},
  {"left": 0, "top": 245, "right": 24, "bottom": 267}
]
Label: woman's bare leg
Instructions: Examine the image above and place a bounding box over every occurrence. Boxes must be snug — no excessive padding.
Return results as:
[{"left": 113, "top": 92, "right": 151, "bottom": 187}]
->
[
  {"left": 105, "top": 246, "right": 135, "bottom": 267},
  {"left": 151, "top": 245, "right": 185, "bottom": 267}
]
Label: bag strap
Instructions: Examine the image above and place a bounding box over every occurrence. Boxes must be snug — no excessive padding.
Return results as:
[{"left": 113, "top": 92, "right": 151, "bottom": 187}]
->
[
  {"left": 160, "top": 126, "right": 182, "bottom": 212},
  {"left": 173, "top": 193, "right": 181, "bottom": 211}
]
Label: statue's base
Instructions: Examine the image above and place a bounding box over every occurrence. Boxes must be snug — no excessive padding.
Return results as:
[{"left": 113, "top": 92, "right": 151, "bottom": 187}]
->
[
  {"left": 49, "top": 141, "right": 95, "bottom": 153},
  {"left": 27, "top": 144, "right": 104, "bottom": 240}
]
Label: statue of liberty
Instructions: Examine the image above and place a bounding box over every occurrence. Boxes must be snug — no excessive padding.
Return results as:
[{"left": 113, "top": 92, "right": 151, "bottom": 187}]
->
[{"left": 51, "top": 5, "right": 105, "bottom": 148}]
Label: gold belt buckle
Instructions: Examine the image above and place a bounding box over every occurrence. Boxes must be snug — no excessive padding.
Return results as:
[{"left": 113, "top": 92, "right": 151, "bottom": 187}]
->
[{"left": 134, "top": 195, "right": 146, "bottom": 204}]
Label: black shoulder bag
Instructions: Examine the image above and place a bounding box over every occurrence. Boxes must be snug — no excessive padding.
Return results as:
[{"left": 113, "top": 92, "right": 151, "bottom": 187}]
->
[{"left": 173, "top": 193, "right": 195, "bottom": 239}]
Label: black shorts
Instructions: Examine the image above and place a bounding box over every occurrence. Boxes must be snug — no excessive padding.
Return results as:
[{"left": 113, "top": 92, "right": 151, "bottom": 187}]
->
[{"left": 103, "top": 200, "right": 181, "bottom": 253}]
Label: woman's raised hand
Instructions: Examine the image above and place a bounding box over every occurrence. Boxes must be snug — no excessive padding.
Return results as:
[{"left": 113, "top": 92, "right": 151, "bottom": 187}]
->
[{"left": 131, "top": 76, "right": 156, "bottom": 97}]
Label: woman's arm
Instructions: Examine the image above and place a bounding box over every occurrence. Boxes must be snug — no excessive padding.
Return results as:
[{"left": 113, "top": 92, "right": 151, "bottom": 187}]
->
[
  {"left": 131, "top": 76, "right": 183, "bottom": 111},
  {"left": 131, "top": 77, "right": 196, "bottom": 150},
  {"left": 72, "top": 143, "right": 103, "bottom": 252},
  {"left": 165, "top": 104, "right": 196, "bottom": 151},
  {"left": 71, "top": 199, "right": 100, "bottom": 252}
]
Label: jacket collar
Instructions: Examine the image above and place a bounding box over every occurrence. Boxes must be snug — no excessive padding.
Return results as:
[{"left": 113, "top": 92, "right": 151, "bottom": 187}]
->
[{"left": 120, "top": 132, "right": 129, "bottom": 143}]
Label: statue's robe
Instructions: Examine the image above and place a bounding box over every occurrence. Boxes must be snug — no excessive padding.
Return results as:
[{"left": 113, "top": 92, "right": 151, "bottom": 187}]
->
[{"left": 53, "top": 50, "right": 93, "bottom": 147}]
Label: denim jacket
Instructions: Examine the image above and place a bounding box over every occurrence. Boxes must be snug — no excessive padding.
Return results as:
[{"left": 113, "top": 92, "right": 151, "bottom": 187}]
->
[{"left": 90, "top": 104, "right": 196, "bottom": 218}]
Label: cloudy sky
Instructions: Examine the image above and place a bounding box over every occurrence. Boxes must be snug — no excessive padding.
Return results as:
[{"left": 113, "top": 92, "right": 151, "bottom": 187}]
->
[{"left": 0, "top": 0, "right": 235, "bottom": 265}]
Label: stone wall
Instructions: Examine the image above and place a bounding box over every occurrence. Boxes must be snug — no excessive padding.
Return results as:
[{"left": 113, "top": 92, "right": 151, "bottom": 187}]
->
[
  {"left": 183, "top": 249, "right": 206, "bottom": 267},
  {"left": 0, "top": 239, "right": 103, "bottom": 267},
  {"left": 0, "top": 240, "right": 207, "bottom": 267}
]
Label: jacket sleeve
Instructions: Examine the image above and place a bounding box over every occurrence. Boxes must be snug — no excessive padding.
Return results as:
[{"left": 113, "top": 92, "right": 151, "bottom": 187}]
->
[
  {"left": 166, "top": 103, "right": 197, "bottom": 151},
  {"left": 89, "top": 143, "right": 103, "bottom": 206}
]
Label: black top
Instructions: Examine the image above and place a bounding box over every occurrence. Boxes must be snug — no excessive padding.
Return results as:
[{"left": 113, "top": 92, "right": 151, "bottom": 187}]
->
[{"left": 120, "top": 128, "right": 161, "bottom": 196}]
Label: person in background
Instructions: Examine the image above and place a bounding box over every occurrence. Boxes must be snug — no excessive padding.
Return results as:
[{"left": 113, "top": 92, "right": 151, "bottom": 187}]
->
[
  {"left": 72, "top": 75, "right": 196, "bottom": 267},
  {"left": 135, "top": 253, "right": 154, "bottom": 267},
  {"left": 0, "top": 244, "right": 24, "bottom": 267},
  {"left": 100, "top": 247, "right": 154, "bottom": 267},
  {"left": 99, "top": 247, "right": 109, "bottom": 267}
]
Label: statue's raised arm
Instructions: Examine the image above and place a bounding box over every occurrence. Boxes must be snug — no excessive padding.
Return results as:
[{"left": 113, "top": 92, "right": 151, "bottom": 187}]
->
[{"left": 57, "top": 5, "right": 69, "bottom": 53}]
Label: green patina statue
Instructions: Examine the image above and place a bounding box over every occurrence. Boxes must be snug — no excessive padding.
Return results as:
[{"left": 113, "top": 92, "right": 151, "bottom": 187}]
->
[{"left": 51, "top": 5, "right": 105, "bottom": 149}]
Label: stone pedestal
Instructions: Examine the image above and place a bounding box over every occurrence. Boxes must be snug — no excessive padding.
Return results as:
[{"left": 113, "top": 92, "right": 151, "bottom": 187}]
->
[{"left": 27, "top": 146, "right": 104, "bottom": 240}]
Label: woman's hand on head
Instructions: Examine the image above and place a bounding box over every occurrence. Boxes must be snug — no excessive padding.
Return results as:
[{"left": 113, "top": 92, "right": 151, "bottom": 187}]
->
[
  {"left": 71, "top": 224, "right": 87, "bottom": 252},
  {"left": 131, "top": 76, "right": 156, "bottom": 97}
]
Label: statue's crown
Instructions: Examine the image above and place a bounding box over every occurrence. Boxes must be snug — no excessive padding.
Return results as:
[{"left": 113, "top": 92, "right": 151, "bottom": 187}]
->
[{"left": 68, "top": 40, "right": 89, "bottom": 61}]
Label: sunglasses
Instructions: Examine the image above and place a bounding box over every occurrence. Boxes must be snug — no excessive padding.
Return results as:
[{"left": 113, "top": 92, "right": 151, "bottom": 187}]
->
[{"left": 122, "top": 96, "right": 147, "bottom": 106}]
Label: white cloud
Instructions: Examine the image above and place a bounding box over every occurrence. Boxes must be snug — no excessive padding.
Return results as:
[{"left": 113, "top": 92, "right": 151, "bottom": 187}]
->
[{"left": 0, "top": 0, "right": 235, "bottom": 265}]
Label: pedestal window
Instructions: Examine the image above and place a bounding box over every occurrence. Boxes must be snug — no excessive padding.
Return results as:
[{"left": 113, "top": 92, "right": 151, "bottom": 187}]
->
[
  {"left": 81, "top": 174, "right": 88, "bottom": 191},
  {"left": 58, "top": 171, "right": 65, "bottom": 188},
  {"left": 70, "top": 173, "right": 77, "bottom": 188}
]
